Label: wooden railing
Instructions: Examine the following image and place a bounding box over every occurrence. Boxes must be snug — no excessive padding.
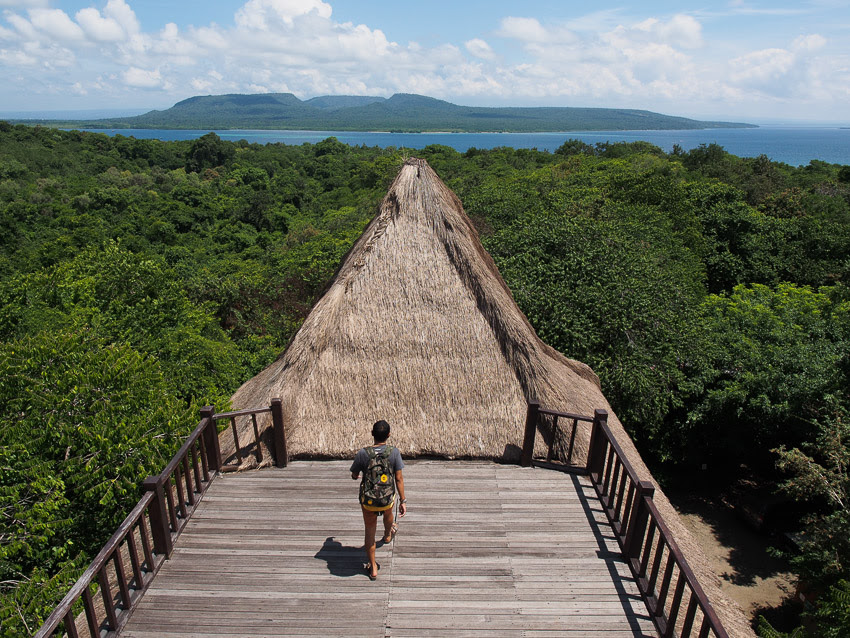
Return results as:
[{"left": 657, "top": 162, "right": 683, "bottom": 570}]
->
[
  {"left": 35, "top": 399, "right": 286, "bottom": 638},
  {"left": 520, "top": 400, "right": 595, "bottom": 471},
  {"left": 215, "top": 398, "right": 288, "bottom": 471},
  {"left": 521, "top": 401, "right": 729, "bottom": 638}
]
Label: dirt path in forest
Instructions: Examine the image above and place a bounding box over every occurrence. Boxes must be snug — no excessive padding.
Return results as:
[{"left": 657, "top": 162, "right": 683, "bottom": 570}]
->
[{"left": 668, "top": 489, "right": 796, "bottom": 621}]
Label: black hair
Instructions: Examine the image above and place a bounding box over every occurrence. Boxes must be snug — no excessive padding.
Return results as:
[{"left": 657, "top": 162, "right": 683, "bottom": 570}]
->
[{"left": 371, "top": 419, "right": 390, "bottom": 442}]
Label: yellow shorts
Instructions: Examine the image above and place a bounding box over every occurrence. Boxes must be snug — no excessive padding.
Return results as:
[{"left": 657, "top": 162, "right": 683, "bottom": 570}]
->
[{"left": 362, "top": 500, "right": 394, "bottom": 513}]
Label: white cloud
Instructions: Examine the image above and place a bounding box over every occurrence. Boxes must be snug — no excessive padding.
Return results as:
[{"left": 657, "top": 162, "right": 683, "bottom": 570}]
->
[
  {"left": 235, "top": 0, "right": 332, "bottom": 30},
  {"left": 465, "top": 38, "right": 494, "bottom": 60},
  {"left": 0, "top": 2, "right": 846, "bottom": 121},
  {"left": 0, "top": 5, "right": 715, "bottom": 108},
  {"left": 5, "top": 12, "right": 37, "bottom": 39},
  {"left": 123, "top": 66, "right": 162, "bottom": 88},
  {"left": 191, "top": 78, "right": 212, "bottom": 92},
  {"left": 653, "top": 14, "right": 703, "bottom": 49},
  {"left": 726, "top": 33, "right": 833, "bottom": 101},
  {"left": 498, "top": 17, "right": 549, "bottom": 42},
  {"left": 103, "top": 0, "right": 139, "bottom": 36},
  {"left": 0, "top": 46, "right": 37, "bottom": 66},
  {"left": 28, "top": 8, "right": 85, "bottom": 41},
  {"left": 622, "top": 43, "right": 694, "bottom": 84},
  {"left": 151, "top": 23, "right": 201, "bottom": 65},
  {"left": 792, "top": 34, "right": 826, "bottom": 52},
  {"left": 606, "top": 14, "right": 703, "bottom": 50},
  {"left": 76, "top": 7, "right": 125, "bottom": 42},
  {"left": 251, "top": 68, "right": 272, "bottom": 83},
  {"left": 191, "top": 25, "right": 229, "bottom": 50},
  {"left": 0, "top": 22, "right": 16, "bottom": 40},
  {"left": 731, "top": 48, "right": 795, "bottom": 85},
  {"left": 191, "top": 69, "right": 229, "bottom": 93},
  {"left": 489, "top": 14, "right": 706, "bottom": 103}
]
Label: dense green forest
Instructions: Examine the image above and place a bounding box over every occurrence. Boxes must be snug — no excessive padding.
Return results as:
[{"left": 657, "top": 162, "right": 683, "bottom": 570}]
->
[
  {"left": 20, "top": 92, "right": 754, "bottom": 132},
  {"left": 1, "top": 123, "right": 848, "bottom": 636}
]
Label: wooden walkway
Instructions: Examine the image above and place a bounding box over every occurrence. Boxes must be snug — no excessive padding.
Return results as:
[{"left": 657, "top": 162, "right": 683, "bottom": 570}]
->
[{"left": 121, "top": 461, "right": 656, "bottom": 637}]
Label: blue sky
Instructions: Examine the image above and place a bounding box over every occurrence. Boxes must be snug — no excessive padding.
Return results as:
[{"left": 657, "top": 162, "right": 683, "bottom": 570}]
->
[{"left": 1, "top": 0, "right": 848, "bottom": 122}]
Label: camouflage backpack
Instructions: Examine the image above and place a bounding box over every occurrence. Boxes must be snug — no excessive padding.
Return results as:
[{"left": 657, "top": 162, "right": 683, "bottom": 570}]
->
[{"left": 359, "top": 445, "right": 396, "bottom": 509}]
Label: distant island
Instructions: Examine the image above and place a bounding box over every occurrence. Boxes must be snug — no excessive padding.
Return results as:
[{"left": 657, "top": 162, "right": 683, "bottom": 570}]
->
[{"left": 14, "top": 93, "right": 756, "bottom": 132}]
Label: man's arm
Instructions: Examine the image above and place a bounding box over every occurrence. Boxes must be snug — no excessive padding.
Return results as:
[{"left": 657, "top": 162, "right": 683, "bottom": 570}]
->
[
  {"left": 351, "top": 450, "right": 364, "bottom": 479},
  {"left": 395, "top": 469, "right": 406, "bottom": 517}
]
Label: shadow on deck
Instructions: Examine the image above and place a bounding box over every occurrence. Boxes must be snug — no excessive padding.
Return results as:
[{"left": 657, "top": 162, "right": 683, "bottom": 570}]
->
[{"left": 120, "top": 460, "right": 656, "bottom": 638}]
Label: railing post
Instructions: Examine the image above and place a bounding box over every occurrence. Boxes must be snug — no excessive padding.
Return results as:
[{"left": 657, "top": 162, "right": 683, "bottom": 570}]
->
[
  {"left": 520, "top": 400, "right": 540, "bottom": 467},
  {"left": 623, "top": 480, "right": 655, "bottom": 564},
  {"left": 200, "top": 405, "right": 222, "bottom": 472},
  {"left": 142, "top": 476, "right": 173, "bottom": 558},
  {"left": 586, "top": 408, "right": 608, "bottom": 480},
  {"left": 270, "top": 398, "right": 288, "bottom": 468}
]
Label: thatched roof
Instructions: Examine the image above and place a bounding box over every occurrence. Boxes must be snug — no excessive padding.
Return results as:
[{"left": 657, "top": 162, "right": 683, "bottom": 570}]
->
[
  {"left": 230, "top": 157, "right": 602, "bottom": 460},
  {"left": 227, "top": 158, "right": 755, "bottom": 636}
]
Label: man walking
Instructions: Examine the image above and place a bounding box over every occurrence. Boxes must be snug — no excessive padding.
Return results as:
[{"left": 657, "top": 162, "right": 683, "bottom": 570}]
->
[{"left": 351, "top": 420, "right": 407, "bottom": 580}]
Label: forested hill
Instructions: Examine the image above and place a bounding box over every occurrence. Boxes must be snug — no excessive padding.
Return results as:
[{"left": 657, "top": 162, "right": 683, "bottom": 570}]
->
[
  {"left": 0, "top": 124, "right": 847, "bottom": 636},
  {"left": 32, "top": 92, "right": 755, "bottom": 132}
]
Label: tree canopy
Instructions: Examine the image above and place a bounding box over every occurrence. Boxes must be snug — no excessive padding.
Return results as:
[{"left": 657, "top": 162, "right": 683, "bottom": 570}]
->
[{"left": 0, "top": 124, "right": 848, "bottom": 635}]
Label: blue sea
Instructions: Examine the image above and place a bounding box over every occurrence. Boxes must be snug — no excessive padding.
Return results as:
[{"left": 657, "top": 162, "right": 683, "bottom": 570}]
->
[{"left": 72, "top": 127, "right": 850, "bottom": 167}]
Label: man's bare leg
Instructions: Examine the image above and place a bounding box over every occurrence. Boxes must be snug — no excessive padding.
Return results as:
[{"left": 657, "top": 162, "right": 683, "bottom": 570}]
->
[
  {"left": 382, "top": 508, "right": 395, "bottom": 543},
  {"left": 362, "top": 508, "right": 379, "bottom": 578}
]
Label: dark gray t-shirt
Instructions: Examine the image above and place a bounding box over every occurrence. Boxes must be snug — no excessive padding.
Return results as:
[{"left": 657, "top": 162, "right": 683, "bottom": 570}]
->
[{"left": 350, "top": 445, "right": 405, "bottom": 475}]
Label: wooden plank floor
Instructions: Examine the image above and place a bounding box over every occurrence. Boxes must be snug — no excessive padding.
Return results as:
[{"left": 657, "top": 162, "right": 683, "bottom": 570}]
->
[{"left": 121, "top": 460, "right": 656, "bottom": 637}]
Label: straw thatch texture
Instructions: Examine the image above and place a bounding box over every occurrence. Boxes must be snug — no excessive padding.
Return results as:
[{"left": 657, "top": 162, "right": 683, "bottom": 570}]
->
[
  {"left": 227, "top": 158, "right": 755, "bottom": 636},
  {"left": 229, "top": 158, "right": 602, "bottom": 461}
]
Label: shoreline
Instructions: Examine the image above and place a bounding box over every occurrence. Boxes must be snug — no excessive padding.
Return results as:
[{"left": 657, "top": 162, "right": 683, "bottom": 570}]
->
[{"left": 14, "top": 125, "right": 848, "bottom": 166}]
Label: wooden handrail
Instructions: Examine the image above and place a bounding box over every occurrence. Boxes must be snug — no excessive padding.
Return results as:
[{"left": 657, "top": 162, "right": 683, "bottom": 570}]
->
[
  {"left": 537, "top": 407, "right": 595, "bottom": 422},
  {"left": 643, "top": 497, "right": 729, "bottom": 637},
  {"left": 520, "top": 401, "right": 594, "bottom": 471},
  {"left": 35, "top": 399, "right": 286, "bottom": 637},
  {"left": 35, "top": 492, "right": 157, "bottom": 638},
  {"left": 211, "top": 400, "right": 287, "bottom": 468},
  {"left": 520, "top": 401, "right": 729, "bottom": 638},
  {"left": 158, "top": 413, "right": 215, "bottom": 483},
  {"left": 591, "top": 418, "right": 643, "bottom": 495},
  {"left": 212, "top": 406, "right": 272, "bottom": 419}
]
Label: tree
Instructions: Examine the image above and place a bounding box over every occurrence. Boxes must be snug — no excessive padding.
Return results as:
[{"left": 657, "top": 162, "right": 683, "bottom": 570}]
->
[
  {"left": 487, "top": 212, "right": 705, "bottom": 447},
  {"left": 774, "top": 415, "right": 850, "bottom": 588},
  {"left": 555, "top": 139, "right": 595, "bottom": 156},
  {"left": 681, "top": 284, "right": 850, "bottom": 469},
  {"left": 0, "top": 330, "right": 197, "bottom": 635},
  {"left": 807, "top": 580, "right": 850, "bottom": 638},
  {"left": 0, "top": 242, "right": 244, "bottom": 405},
  {"left": 0, "top": 447, "right": 71, "bottom": 580},
  {"left": 682, "top": 142, "right": 737, "bottom": 180},
  {"left": 758, "top": 580, "right": 850, "bottom": 637},
  {"left": 185, "top": 132, "right": 235, "bottom": 173}
]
